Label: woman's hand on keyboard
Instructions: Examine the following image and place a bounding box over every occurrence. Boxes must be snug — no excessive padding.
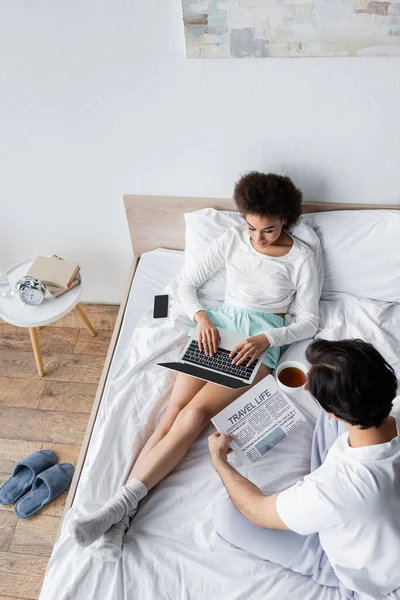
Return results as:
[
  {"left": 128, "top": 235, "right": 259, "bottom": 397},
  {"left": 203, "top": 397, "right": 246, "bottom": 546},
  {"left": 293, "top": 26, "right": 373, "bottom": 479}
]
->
[
  {"left": 230, "top": 334, "right": 270, "bottom": 367},
  {"left": 194, "top": 311, "right": 220, "bottom": 356}
]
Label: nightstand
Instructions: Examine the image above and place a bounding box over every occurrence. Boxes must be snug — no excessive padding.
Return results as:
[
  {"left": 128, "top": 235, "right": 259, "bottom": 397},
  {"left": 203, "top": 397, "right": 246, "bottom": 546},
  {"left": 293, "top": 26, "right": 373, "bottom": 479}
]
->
[{"left": 0, "top": 258, "right": 96, "bottom": 376}]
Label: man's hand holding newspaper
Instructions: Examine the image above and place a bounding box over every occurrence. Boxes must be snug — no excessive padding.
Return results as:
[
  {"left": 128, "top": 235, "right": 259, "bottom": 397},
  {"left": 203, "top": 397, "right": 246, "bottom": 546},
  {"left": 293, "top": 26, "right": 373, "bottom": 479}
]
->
[{"left": 208, "top": 432, "right": 234, "bottom": 467}]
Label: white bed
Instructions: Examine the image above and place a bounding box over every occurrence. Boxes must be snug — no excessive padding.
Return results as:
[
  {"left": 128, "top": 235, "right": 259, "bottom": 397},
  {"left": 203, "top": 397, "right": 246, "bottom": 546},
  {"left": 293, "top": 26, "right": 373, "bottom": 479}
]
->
[
  {"left": 39, "top": 198, "right": 400, "bottom": 600},
  {"left": 39, "top": 251, "right": 400, "bottom": 600},
  {"left": 106, "top": 249, "right": 186, "bottom": 382}
]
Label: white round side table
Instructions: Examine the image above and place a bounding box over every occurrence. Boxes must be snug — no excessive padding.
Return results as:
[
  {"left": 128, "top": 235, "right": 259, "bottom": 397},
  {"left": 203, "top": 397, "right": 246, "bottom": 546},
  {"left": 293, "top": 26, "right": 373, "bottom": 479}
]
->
[{"left": 0, "top": 258, "right": 97, "bottom": 377}]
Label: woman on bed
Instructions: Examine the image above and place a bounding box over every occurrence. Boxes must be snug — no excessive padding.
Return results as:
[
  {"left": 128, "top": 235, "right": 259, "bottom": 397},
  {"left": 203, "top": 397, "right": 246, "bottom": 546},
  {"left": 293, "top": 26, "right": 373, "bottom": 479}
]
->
[{"left": 73, "top": 171, "right": 320, "bottom": 555}]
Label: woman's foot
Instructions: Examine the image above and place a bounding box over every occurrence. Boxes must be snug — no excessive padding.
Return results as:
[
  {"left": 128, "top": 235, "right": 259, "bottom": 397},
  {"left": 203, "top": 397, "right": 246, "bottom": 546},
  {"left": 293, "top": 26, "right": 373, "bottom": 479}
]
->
[
  {"left": 72, "top": 479, "right": 147, "bottom": 547},
  {"left": 94, "top": 514, "right": 131, "bottom": 561}
]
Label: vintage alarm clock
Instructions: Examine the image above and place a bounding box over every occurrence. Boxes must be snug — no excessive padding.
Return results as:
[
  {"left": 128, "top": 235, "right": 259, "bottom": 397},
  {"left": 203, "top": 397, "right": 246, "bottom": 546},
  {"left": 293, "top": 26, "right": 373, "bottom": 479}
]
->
[{"left": 15, "top": 276, "right": 47, "bottom": 306}]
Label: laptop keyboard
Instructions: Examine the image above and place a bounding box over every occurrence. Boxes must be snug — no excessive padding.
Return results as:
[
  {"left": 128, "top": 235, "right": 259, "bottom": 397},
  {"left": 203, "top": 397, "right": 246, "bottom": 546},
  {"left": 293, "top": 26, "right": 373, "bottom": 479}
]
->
[{"left": 182, "top": 340, "right": 258, "bottom": 381}]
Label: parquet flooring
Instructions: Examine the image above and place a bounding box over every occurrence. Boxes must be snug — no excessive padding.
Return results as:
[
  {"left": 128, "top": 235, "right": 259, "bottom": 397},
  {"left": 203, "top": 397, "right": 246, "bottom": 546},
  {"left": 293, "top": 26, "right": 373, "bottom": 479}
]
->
[{"left": 0, "top": 304, "right": 118, "bottom": 599}]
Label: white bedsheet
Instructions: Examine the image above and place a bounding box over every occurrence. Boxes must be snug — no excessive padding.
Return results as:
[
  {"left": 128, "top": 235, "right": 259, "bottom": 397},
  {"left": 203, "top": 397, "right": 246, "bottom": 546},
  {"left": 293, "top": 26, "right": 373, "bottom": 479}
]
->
[
  {"left": 40, "top": 250, "right": 400, "bottom": 600},
  {"left": 107, "top": 249, "right": 186, "bottom": 382}
]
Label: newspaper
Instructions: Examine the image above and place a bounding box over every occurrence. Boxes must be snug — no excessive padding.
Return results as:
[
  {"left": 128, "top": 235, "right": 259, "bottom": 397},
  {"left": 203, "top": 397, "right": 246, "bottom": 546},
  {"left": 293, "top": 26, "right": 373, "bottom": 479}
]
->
[{"left": 211, "top": 374, "right": 307, "bottom": 466}]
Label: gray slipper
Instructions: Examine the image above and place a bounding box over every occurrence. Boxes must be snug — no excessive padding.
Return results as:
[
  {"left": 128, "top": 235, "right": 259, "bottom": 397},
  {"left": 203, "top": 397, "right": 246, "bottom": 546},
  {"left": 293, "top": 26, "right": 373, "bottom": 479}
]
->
[
  {"left": 0, "top": 450, "right": 57, "bottom": 505},
  {"left": 14, "top": 463, "right": 75, "bottom": 519}
]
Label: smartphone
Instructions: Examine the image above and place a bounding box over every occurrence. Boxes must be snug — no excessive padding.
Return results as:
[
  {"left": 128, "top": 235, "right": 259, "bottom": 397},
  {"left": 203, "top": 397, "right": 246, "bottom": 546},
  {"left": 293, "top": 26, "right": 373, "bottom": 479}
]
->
[{"left": 153, "top": 294, "right": 169, "bottom": 319}]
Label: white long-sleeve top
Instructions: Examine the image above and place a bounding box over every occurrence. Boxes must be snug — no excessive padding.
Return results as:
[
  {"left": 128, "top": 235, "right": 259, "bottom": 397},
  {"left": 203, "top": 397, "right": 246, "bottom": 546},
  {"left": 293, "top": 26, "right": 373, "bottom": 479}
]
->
[{"left": 178, "top": 226, "right": 319, "bottom": 348}]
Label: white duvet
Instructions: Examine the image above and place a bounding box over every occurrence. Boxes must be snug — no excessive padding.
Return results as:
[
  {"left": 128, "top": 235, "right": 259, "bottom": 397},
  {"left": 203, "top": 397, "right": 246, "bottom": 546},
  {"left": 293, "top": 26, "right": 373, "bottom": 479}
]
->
[{"left": 39, "top": 277, "right": 400, "bottom": 600}]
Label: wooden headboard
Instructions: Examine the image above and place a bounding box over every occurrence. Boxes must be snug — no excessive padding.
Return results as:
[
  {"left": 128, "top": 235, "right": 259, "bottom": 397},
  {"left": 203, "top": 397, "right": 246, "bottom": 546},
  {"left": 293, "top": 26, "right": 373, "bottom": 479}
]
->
[{"left": 123, "top": 194, "right": 397, "bottom": 256}]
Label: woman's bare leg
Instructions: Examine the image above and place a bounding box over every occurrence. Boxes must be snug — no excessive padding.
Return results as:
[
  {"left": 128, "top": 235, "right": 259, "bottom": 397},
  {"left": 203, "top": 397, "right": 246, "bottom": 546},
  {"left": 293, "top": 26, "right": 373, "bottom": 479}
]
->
[
  {"left": 128, "top": 365, "right": 271, "bottom": 490},
  {"left": 130, "top": 373, "right": 207, "bottom": 475},
  {"left": 74, "top": 366, "right": 270, "bottom": 549},
  {"left": 85, "top": 374, "right": 207, "bottom": 555}
]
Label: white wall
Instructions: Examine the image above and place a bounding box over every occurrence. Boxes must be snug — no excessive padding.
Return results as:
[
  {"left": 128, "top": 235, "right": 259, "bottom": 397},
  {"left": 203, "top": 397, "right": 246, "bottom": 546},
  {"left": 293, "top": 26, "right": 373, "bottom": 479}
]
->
[{"left": 1, "top": 0, "right": 399, "bottom": 303}]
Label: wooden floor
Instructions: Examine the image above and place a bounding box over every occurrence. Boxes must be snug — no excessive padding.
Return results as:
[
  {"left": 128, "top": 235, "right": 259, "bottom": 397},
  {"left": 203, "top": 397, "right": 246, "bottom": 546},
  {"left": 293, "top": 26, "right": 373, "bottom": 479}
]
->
[{"left": 0, "top": 304, "right": 119, "bottom": 600}]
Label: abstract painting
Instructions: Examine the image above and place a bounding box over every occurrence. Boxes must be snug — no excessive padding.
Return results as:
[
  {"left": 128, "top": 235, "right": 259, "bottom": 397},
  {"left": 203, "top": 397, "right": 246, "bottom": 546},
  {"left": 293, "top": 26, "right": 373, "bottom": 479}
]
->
[{"left": 182, "top": 1, "right": 400, "bottom": 58}]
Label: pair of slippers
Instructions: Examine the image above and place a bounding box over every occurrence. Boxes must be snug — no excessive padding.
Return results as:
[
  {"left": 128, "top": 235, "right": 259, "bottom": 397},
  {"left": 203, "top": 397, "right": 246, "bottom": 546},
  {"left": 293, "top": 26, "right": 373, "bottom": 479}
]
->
[{"left": 0, "top": 450, "right": 74, "bottom": 518}]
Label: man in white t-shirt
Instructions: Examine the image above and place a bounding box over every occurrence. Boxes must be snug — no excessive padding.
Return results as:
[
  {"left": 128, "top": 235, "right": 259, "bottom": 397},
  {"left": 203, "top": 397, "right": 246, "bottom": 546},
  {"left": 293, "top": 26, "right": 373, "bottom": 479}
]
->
[{"left": 209, "top": 339, "right": 400, "bottom": 599}]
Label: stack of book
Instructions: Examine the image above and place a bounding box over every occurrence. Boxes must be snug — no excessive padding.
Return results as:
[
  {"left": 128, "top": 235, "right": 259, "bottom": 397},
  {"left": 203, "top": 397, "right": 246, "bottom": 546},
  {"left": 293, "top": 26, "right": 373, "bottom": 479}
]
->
[{"left": 27, "top": 256, "right": 80, "bottom": 298}]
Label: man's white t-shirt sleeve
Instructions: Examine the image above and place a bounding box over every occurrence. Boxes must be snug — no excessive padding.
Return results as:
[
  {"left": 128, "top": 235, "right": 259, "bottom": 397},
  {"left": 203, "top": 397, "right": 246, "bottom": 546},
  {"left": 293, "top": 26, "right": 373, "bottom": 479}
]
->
[{"left": 276, "top": 468, "right": 342, "bottom": 535}]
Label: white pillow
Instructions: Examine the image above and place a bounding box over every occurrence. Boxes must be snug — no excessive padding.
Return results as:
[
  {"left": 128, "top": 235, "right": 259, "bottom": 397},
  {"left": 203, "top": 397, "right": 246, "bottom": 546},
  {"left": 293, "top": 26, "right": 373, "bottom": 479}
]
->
[
  {"left": 184, "top": 208, "right": 323, "bottom": 303},
  {"left": 307, "top": 209, "right": 400, "bottom": 303}
]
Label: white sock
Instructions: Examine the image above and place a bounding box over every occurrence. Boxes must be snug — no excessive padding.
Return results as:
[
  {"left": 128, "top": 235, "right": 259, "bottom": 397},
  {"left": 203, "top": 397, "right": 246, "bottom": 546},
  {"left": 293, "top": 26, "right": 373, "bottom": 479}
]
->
[
  {"left": 93, "top": 514, "right": 131, "bottom": 561},
  {"left": 73, "top": 479, "right": 147, "bottom": 547}
]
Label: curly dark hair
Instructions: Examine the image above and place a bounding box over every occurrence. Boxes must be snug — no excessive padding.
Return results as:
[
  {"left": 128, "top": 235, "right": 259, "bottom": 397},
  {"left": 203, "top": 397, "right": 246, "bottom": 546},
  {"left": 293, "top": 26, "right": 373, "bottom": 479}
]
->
[{"left": 233, "top": 172, "right": 302, "bottom": 229}]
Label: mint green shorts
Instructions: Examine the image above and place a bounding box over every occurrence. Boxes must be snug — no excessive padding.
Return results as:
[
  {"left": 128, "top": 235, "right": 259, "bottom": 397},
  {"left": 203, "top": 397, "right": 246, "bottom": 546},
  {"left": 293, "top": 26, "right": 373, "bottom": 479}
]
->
[{"left": 200, "top": 303, "right": 284, "bottom": 370}]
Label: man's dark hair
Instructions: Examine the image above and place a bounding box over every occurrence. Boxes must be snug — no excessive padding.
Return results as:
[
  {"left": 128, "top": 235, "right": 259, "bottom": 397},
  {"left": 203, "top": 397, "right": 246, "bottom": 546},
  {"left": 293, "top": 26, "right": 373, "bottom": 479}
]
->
[
  {"left": 234, "top": 172, "right": 302, "bottom": 229},
  {"left": 306, "top": 339, "right": 397, "bottom": 429}
]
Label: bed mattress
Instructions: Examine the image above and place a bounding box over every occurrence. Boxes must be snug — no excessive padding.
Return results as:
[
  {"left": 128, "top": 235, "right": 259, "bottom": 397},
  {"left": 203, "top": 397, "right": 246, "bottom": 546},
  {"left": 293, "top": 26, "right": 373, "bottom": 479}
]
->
[{"left": 39, "top": 249, "right": 400, "bottom": 600}]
